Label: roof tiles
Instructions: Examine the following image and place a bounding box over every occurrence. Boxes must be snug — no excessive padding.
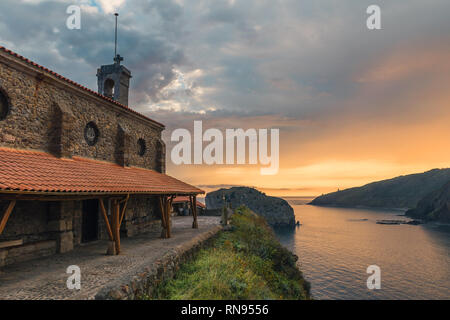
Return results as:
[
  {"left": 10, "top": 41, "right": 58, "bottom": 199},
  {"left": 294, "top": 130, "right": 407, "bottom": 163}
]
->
[
  {"left": 0, "top": 148, "right": 203, "bottom": 195},
  {"left": 173, "top": 196, "right": 206, "bottom": 208}
]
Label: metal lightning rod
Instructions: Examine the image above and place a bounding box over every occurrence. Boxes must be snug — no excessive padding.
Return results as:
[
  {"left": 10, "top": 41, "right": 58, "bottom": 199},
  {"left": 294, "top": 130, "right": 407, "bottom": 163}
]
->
[{"left": 114, "top": 13, "right": 119, "bottom": 58}]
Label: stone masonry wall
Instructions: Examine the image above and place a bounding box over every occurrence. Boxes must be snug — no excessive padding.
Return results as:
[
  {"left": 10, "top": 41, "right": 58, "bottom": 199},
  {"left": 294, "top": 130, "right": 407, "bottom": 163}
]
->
[
  {"left": 0, "top": 53, "right": 165, "bottom": 172},
  {"left": 0, "top": 53, "right": 168, "bottom": 266},
  {"left": 123, "top": 196, "right": 160, "bottom": 237},
  {"left": 73, "top": 196, "right": 162, "bottom": 244},
  {"left": 95, "top": 225, "right": 222, "bottom": 300},
  {"left": 0, "top": 201, "right": 50, "bottom": 243},
  {"left": 0, "top": 200, "right": 74, "bottom": 267}
]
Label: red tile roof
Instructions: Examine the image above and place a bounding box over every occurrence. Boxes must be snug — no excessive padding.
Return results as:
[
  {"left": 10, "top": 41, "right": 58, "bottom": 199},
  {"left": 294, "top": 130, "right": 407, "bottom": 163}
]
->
[
  {"left": 0, "top": 148, "right": 204, "bottom": 195},
  {"left": 173, "top": 196, "right": 206, "bottom": 208},
  {"left": 0, "top": 46, "right": 164, "bottom": 128}
]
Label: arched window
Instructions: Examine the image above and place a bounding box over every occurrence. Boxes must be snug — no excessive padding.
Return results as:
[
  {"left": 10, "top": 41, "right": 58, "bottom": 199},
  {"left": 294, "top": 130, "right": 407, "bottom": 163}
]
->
[
  {"left": 0, "top": 88, "right": 10, "bottom": 120},
  {"left": 104, "top": 79, "right": 115, "bottom": 98}
]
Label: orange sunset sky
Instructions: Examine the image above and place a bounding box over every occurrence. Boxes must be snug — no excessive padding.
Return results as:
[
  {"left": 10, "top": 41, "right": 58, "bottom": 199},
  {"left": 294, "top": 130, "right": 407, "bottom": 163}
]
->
[
  {"left": 2, "top": 1, "right": 449, "bottom": 197},
  {"left": 161, "top": 39, "right": 450, "bottom": 196}
]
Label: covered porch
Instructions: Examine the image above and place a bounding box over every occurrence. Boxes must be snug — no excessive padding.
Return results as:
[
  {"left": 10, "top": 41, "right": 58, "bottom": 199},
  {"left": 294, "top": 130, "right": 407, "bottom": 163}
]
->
[
  {"left": 0, "top": 147, "right": 204, "bottom": 260},
  {"left": 0, "top": 216, "right": 221, "bottom": 300},
  {"left": 0, "top": 192, "right": 202, "bottom": 256}
]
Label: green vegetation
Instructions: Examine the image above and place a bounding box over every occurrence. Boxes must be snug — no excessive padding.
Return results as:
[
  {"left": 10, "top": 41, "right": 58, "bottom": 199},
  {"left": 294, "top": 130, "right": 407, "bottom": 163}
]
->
[
  {"left": 206, "top": 187, "right": 296, "bottom": 228},
  {"left": 406, "top": 181, "right": 450, "bottom": 223},
  {"left": 311, "top": 168, "right": 450, "bottom": 210},
  {"left": 149, "top": 206, "right": 311, "bottom": 300}
]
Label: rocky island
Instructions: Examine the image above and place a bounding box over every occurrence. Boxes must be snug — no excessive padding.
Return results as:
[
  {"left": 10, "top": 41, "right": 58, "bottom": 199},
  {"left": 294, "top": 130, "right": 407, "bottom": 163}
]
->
[{"left": 206, "top": 187, "right": 296, "bottom": 228}]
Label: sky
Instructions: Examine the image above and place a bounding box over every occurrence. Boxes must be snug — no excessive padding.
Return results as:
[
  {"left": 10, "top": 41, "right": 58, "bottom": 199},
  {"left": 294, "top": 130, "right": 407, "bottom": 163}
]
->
[{"left": 1, "top": 0, "right": 450, "bottom": 196}]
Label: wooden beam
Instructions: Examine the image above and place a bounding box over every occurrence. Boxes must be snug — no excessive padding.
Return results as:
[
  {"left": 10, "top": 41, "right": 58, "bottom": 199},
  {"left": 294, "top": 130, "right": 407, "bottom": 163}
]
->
[
  {"left": 112, "top": 200, "right": 121, "bottom": 254},
  {"left": 189, "top": 195, "right": 193, "bottom": 220},
  {"left": 158, "top": 195, "right": 175, "bottom": 239},
  {"left": 0, "top": 192, "right": 204, "bottom": 202},
  {"left": 0, "top": 194, "right": 112, "bottom": 202},
  {"left": 119, "top": 195, "right": 129, "bottom": 226},
  {"left": 158, "top": 196, "right": 167, "bottom": 238},
  {"left": 166, "top": 195, "right": 174, "bottom": 238},
  {"left": 119, "top": 194, "right": 130, "bottom": 204},
  {"left": 99, "top": 199, "right": 113, "bottom": 241},
  {"left": 190, "top": 196, "right": 198, "bottom": 229},
  {"left": 0, "top": 190, "right": 204, "bottom": 197},
  {"left": 0, "top": 200, "right": 16, "bottom": 235},
  {"left": 159, "top": 196, "right": 166, "bottom": 227},
  {"left": 0, "top": 239, "right": 23, "bottom": 249},
  {"left": 164, "top": 196, "right": 169, "bottom": 238},
  {"left": 193, "top": 195, "right": 198, "bottom": 229}
]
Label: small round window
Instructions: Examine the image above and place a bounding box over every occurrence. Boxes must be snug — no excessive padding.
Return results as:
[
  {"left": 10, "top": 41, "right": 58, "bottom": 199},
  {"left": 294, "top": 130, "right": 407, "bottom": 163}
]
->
[
  {"left": 0, "top": 89, "right": 10, "bottom": 120},
  {"left": 84, "top": 121, "right": 99, "bottom": 146},
  {"left": 137, "top": 138, "right": 146, "bottom": 156}
]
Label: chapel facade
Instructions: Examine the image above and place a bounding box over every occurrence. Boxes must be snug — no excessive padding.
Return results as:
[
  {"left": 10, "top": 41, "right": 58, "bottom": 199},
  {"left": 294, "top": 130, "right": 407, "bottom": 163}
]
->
[{"left": 0, "top": 47, "right": 202, "bottom": 267}]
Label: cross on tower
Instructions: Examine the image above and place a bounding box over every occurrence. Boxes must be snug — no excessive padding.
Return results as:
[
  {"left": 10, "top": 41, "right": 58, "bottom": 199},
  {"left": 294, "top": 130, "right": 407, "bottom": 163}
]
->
[{"left": 114, "top": 54, "right": 124, "bottom": 65}]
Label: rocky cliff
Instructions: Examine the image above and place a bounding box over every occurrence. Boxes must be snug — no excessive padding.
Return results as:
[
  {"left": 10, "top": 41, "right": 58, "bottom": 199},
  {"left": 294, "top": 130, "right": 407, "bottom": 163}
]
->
[
  {"left": 310, "top": 168, "right": 450, "bottom": 209},
  {"left": 206, "top": 187, "right": 295, "bottom": 228},
  {"left": 406, "top": 181, "right": 450, "bottom": 223}
]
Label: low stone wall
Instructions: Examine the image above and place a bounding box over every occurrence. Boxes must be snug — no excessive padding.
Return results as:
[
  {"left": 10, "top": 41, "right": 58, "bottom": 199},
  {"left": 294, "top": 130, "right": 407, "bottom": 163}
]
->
[
  {"left": 95, "top": 225, "right": 222, "bottom": 300},
  {"left": 0, "top": 240, "right": 56, "bottom": 267},
  {"left": 204, "top": 208, "right": 222, "bottom": 216}
]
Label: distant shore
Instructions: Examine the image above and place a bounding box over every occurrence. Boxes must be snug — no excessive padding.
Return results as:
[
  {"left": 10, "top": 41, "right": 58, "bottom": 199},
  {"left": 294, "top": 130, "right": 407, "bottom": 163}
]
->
[{"left": 309, "top": 202, "right": 409, "bottom": 212}]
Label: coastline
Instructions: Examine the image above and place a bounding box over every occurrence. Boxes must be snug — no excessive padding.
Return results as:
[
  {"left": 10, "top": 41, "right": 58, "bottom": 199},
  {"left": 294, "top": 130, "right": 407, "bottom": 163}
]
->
[
  {"left": 146, "top": 206, "right": 311, "bottom": 300},
  {"left": 275, "top": 202, "right": 450, "bottom": 299},
  {"left": 308, "top": 203, "right": 409, "bottom": 213}
]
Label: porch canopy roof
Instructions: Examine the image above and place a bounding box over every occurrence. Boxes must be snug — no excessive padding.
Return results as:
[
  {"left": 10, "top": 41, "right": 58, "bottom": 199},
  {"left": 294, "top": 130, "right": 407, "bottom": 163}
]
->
[
  {"left": 173, "top": 196, "right": 206, "bottom": 209},
  {"left": 0, "top": 147, "right": 204, "bottom": 199}
]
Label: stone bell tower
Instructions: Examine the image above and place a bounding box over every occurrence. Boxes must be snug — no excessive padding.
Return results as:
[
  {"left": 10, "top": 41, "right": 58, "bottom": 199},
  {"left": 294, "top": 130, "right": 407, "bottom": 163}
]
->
[
  {"left": 96, "top": 13, "right": 132, "bottom": 106},
  {"left": 97, "top": 55, "right": 131, "bottom": 106}
]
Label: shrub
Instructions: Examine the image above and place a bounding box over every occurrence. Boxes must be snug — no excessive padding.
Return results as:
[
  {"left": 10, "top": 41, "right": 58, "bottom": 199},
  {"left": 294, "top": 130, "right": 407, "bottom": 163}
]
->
[{"left": 150, "top": 206, "right": 311, "bottom": 300}]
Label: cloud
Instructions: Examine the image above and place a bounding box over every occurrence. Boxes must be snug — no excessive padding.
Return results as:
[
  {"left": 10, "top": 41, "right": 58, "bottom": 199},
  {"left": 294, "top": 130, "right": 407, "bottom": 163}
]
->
[
  {"left": 1, "top": 0, "right": 450, "bottom": 194},
  {"left": 96, "top": 0, "right": 126, "bottom": 14}
]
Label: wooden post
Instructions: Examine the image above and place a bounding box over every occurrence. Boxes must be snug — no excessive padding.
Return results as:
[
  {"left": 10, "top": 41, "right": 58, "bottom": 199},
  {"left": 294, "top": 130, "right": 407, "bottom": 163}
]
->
[
  {"left": 165, "top": 197, "right": 170, "bottom": 238},
  {"left": 111, "top": 199, "right": 117, "bottom": 253},
  {"left": 166, "top": 196, "right": 174, "bottom": 238},
  {"left": 158, "top": 195, "right": 174, "bottom": 239},
  {"left": 0, "top": 200, "right": 16, "bottom": 235},
  {"left": 159, "top": 196, "right": 168, "bottom": 238},
  {"left": 189, "top": 196, "right": 193, "bottom": 226},
  {"left": 192, "top": 195, "right": 198, "bottom": 229},
  {"left": 112, "top": 199, "right": 121, "bottom": 254},
  {"left": 100, "top": 198, "right": 116, "bottom": 255},
  {"left": 119, "top": 195, "right": 129, "bottom": 226},
  {"left": 99, "top": 199, "right": 113, "bottom": 241}
]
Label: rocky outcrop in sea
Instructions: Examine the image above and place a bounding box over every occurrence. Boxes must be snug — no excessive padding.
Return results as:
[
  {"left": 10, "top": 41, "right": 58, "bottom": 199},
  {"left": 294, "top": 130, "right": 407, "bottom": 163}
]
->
[{"left": 206, "top": 187, "right": 296, "bottom": 228}]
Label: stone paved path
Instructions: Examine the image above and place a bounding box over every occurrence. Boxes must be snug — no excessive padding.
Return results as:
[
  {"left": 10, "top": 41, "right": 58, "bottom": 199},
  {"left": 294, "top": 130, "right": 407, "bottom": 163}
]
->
[{"left": 0, "top": 216, "right": 221, "bottom": 300}]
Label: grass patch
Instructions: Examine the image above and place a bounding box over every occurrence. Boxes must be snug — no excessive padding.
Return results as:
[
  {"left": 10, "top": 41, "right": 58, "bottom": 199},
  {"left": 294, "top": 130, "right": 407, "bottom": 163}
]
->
[{"left": 148, "top": 206, "right": 311, "bottom": 300}]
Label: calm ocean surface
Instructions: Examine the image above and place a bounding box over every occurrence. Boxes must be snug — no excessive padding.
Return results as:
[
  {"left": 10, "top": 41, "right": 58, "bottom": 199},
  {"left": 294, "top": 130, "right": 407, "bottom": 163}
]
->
[{"left": 275, "top": 197, "right": 450, "bottom": 300}]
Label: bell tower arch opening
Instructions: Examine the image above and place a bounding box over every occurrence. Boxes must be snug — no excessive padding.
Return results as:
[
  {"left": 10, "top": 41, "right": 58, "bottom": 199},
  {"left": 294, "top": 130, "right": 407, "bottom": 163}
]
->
[{"left": 103, "top": 79, "right": 115, "bottom": 98}]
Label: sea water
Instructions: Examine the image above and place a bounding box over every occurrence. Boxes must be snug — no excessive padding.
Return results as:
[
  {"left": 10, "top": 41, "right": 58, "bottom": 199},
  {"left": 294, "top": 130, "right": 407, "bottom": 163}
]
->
[{"left": 275, "top": 197, "right": 450, "bottom": 300}]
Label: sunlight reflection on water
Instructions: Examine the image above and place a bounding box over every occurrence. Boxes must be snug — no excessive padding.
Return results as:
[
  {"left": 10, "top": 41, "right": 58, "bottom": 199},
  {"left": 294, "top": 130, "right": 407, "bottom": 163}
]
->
[{"left": 275, "top": 199, "right": 450, "bottom": 300}]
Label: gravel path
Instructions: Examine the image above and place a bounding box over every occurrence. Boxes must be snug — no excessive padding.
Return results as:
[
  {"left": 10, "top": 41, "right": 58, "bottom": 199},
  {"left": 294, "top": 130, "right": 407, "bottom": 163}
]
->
[{"left": 0, "top": 216, "right": 220, "bottom": 300}]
